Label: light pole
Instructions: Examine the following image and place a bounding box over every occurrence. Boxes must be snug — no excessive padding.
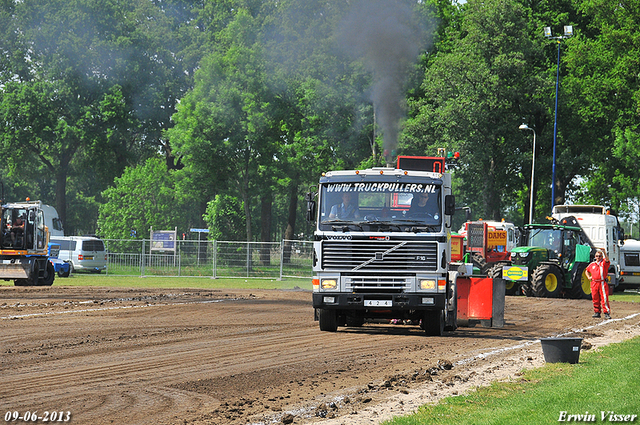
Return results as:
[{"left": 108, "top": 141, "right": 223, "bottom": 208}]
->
[
  {"left": 544, "top": 25, "right": 573, "bottom": 209},
  {"left": 519, "top": 123, "right": 536, "bottom": 224}
]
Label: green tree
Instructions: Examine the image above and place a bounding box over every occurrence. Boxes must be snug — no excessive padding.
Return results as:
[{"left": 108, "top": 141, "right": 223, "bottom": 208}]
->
[
  {"left": 403, "top": 0, "right": 545, "bottom": 222},
  {"left": 563, "top": 0, "right": 640, "bottom": 218},
  {"left": 203, "top": 195, "right": 246, "bottom": 241},
  {"left": 0, "top": 0, "right": 201, "bottom": 233},
  {"left": 97, "top": 157, "right": 198, "bottom": 239},
  {"left": 0, "top": 80, "right": 120, "bottom": 231},
  {"left": 169, "top": 7, "right": 277, "bottom": 242}
]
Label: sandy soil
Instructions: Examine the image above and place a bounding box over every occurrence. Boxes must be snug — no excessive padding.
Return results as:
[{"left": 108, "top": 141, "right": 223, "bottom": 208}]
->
[{"left": 1, "top": 285, "right": 638, "bottom": 425}]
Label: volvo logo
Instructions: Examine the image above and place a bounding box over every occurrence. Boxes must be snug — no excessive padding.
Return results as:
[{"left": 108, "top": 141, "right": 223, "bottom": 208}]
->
[{"left": 326, "top": 235, "right": 352, "bottom": 240}]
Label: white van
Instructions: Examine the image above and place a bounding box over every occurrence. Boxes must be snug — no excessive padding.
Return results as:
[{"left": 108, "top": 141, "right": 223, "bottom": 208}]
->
[{"left": 49, "top": 236, "right": 107, "bottom": 273}]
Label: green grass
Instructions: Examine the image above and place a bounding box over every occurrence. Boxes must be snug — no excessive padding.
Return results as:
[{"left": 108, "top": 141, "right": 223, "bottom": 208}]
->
[
  {"left": 610, "top": 290, "right": 640, "bottom": 303},
  {"left": 384, "top": 337, "right": 640, "bottom": 425},
  {"left": 0, "top": 274, "right": 313, "bottom": 290}
]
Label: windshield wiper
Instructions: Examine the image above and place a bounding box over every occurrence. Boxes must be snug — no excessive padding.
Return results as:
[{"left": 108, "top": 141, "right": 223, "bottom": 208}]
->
[
  {"left": 390, "top": 219, "right": 441, "bottom": 232},
  {"left": 354, "top": 220, "right": 403, "bottom": 231},
  {"left": 409, "top": 225, "right": 440, "bottom": 233},
  {"left": 321, "top": 219, "right": 363, "bottom": 231}
]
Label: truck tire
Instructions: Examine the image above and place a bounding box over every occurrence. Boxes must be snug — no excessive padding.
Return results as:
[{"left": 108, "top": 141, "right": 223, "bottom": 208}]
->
[
  {"left": 532, "top": 264, "right": 563, "bottom": 298},
  {"left": 318, "top": 309, "right": 338, "bottom": 332},
  {"left": 40, "top": 262, "right": 55, "bottom": 286},
  {"left": 570, "top": 263, "right": 592, "bottom": 300},
  {"left": 422, "top": 309, "right": 445, "bottom": 336}
]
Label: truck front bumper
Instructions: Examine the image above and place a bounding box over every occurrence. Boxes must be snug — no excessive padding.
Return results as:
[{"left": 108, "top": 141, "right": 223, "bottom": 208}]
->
[{"left": 312, "top": 292, "right": 446, "bottom": 310}]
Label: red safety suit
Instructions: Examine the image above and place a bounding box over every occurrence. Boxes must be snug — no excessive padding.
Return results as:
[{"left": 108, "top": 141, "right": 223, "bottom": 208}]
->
[{"left": 586, "top": 259, "right": 611, "bottom": 315}]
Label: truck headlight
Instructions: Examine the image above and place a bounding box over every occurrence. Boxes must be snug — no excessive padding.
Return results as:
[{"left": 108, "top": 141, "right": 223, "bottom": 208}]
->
[
  {"left": 420, "top": 279, "right": 436, "bottom": 290},
  {"left": 321, "top": 279, "right": 337, "bottom": 290}
]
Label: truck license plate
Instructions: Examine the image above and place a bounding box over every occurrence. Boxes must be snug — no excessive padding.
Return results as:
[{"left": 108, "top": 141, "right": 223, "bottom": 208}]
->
[{"left": 364, "top": 299, "right": 392, "bottom": 307}]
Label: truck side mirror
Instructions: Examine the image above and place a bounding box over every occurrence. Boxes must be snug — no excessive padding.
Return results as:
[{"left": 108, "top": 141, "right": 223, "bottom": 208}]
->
[
  {"left": 445, "top": 195, "right": 455, "bottom": 216},
  {"left": 305, "top": 192, "right": 317, "bottom": 222}
]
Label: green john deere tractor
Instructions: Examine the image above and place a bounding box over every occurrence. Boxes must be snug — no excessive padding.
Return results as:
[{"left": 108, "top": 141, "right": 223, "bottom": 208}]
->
[{"left": 499, "top": 217, "right": 593, "bottom": 299}]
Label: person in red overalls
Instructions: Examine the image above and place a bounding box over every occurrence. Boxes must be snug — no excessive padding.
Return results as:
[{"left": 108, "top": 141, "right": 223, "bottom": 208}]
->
[{"left": 585, "top": 249, "right": 611, "bottom": 319}]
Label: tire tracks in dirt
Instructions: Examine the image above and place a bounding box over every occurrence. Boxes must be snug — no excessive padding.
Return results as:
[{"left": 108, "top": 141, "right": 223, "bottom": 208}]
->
[{"left": 1, "top": 286, "right": 638, "bottom": 425}]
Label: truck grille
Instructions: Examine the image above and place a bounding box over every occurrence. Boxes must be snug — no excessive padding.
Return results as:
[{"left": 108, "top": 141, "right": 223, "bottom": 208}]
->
[
  {"left": 344, "top": 275, "right": 412, "bottom": 292},
  {"left": 321, "top": 240, "right": 438, "bottom": 272}
]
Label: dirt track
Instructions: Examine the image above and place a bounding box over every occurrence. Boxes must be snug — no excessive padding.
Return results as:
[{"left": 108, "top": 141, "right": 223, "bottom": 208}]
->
[{"left": 1, "top": 286, "right": 639, "bottom": 425}]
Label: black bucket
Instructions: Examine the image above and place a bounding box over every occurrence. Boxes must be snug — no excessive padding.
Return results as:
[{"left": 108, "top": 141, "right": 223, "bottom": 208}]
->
[{"left": 540, "top": 338, "right": 583, "bottom": 364}]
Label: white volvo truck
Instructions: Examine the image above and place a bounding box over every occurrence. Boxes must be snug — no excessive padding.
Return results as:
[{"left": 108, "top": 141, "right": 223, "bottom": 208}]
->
[{"left": 308, "top": 156, "right": 460, "bottom": 335}]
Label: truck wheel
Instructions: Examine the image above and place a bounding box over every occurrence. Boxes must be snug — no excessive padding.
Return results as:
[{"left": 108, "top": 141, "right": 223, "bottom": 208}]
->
[
  {"left": 570, "top": 263, "right": 592, "bottom": 300},
  {"left": 532, "top": 264, "right": 563, "bottom": 298},
  {"left": 444, "top": 281, "right": 457, "bottom": 331},
  {"left": 40, "top": 262, "right": 55, "bottom": 286},
  {"left": 318, "top": 309, "right": 338, "bottom": 332},
  {"left": 423, "top": 309, "right": 445, "bottom": 336},
  {"left": 58, "top": 268, "right": 70, "bottom": 278}
]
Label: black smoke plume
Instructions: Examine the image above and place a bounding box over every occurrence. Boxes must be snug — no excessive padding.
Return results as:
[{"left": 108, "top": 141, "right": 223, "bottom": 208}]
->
[{"left": 338, "top": 0, "right": 426, "bottom": 164}]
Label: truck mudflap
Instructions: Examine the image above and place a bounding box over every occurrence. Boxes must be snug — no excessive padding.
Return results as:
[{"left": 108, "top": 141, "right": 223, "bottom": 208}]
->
[{"left": 312, "top": 292, "right": 446, "bottom": 311}]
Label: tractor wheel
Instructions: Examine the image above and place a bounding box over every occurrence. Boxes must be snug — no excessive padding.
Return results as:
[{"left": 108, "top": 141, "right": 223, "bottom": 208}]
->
[
  {"left": 471, "top": 253, "right": 488, "bottom": 275},
  {"left": 318, "top": 309, "right": 338, "bottom": 332},
  {"left": 39, "top": 261, "right": 55, "bottom": 286},
  {"left": 521, "top": 280, "right": 535, "bottom": 297},
  {"left": 488, "top": 263, "right": 520, "bottom": 295},
  {"left": 423, "top": 309, "right": 445, "bottom": 336},
  {"left": 532, "top": 264, "right": 563, "bottom": 298},
  {"left": 570, "top": 263, "right": 592, "bottom": 300}
]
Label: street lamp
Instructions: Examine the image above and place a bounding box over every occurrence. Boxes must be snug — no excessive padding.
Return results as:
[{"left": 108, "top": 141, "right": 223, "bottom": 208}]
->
[
  {"left": 519, "top": 123, "right": 536, "bottom": 225},
  {"left": 545, "top": 25, "right": 573, "bottom": 209}
]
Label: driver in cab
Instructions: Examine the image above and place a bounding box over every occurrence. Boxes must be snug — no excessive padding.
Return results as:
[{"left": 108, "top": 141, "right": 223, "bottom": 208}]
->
[
  {"left": 329, "top": 192, "right": 360, "bottom": 220},
  {"left": 408, "top": 191, "right": 439, "bottom": 219}
]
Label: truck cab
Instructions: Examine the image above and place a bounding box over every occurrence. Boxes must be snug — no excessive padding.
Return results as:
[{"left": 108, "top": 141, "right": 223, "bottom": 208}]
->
[{"left": 552, "top": 205, "right": 624, "bottom": 287}]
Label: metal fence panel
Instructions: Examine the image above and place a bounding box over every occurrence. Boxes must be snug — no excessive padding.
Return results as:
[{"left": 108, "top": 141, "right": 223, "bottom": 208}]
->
[
  {"left": 280, "top": 240, "right": 314, "bottom": 278},
  {"left": 99, "top": 239, "right": 313, "bottom": 279}
]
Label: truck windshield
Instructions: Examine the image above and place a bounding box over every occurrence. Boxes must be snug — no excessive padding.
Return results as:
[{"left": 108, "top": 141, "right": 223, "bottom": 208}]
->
[{"left": 318, "top": 182, "right": 442, "bottom": 231}]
